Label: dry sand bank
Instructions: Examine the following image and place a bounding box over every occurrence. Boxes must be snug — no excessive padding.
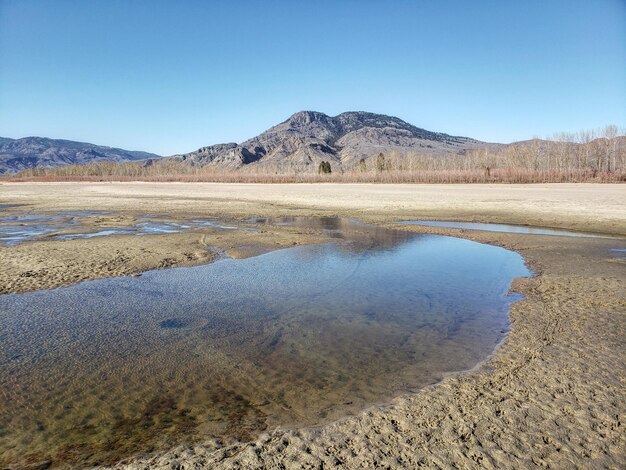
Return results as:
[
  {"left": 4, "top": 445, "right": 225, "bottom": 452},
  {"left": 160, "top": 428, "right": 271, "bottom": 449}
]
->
[
  {"left": 1, "top": 182, "right": 625, "bottom": 469},
  {"left": 2, "top": 182, "right": 625, "bottom": 234}
]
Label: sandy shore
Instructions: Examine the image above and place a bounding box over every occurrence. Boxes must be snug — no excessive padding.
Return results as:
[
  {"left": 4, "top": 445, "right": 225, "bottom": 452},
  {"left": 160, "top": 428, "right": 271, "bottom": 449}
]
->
[
  {"left": 2, "top": 182, "right": 625, "bottom": 233},
  {"left": 0, "top": 224, "right": 325, "bottom": 295},
  {"left": 1, "top": 182, "right": 625, "bottom": 469}
]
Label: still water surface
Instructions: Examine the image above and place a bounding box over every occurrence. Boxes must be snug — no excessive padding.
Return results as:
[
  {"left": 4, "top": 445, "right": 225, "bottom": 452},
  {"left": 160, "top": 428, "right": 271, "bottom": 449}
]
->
[
  {"left": 0, "top": 220, "right": 529, "bottom": 467},
  {"left": 399, "top": 220, "right": 621, "bottom": 238},
  {"left": 0, "top": 210, "right": 253, "bottom": 245}
]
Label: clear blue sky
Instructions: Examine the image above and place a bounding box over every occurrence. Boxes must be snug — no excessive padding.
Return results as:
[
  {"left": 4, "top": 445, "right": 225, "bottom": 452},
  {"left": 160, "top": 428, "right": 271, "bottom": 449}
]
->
[{"left": 1, "top": 0, "right": 625, "bottom": 155}]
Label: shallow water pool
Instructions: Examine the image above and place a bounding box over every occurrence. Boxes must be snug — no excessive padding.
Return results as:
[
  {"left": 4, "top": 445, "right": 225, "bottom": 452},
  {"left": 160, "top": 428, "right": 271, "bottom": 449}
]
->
[
  {"left": 399, "top": 220, "right": 622, "bottom": 238},
  {"left": 0, "top": 221, "right": 529, "bottom": 468},
  {"left": 0, "top": 208, "right": 254, "bottom": 245}
]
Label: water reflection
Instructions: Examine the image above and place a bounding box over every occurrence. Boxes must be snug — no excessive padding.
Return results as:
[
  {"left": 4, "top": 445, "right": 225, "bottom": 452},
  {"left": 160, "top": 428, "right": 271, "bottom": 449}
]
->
[
  {"left": 0, "top": 222, "right": 529, "bottom": 468},
  {"left": 248, "top": 216, "right": 413, "bottom": 250},
  {"left": 399, "top": 220, "right": 623, "bottom": 238},
  {"left": 56, "top": 228, "right": 138, "bottom": 240},
  {"left": 56, "top": 210, "right": 111, "bottom": 217},
  {"left": 0, "top": 209, "right": 254, "bottom": 245},
  {"left": 0, "top": 214, "right": 75, "bottom": 245},
  {"left": 610, "top": 248, "right": 626, "bottom": 260}
]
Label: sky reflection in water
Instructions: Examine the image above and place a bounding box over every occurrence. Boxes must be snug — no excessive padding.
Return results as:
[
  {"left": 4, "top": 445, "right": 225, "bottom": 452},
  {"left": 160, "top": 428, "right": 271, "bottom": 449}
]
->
[{"left": 0, "top": 220, "right": 529, "bottom": 468}]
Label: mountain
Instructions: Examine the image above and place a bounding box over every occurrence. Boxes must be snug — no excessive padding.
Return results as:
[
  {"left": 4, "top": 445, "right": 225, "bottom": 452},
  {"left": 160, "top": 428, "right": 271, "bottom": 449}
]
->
[
  {"left": 0, "top": 112, "right": 496, "bottom": 175},
  {"left": 0, "top": 137, "right": 160, "bottom": 174},
  {"left": 171, "top": 111, "right": 492, "bottom": 172}
]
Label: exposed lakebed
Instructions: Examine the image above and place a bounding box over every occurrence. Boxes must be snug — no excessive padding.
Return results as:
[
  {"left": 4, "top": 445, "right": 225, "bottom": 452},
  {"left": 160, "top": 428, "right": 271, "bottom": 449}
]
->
[
  {"left": 0, "top": 218, "right": 529, "bottom": 468},
  {"left": 0, "top": 209, "right": 253, "bottom": 245}
]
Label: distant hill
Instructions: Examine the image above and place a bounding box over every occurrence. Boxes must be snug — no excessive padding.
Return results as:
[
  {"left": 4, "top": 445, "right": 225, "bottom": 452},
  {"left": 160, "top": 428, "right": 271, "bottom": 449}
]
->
[
  {"left": 0, "top": 137, "right": 160, "bottom": 174},
  {"left": 171, "top": 111, "right": 495, "bottom": 172},
  {"left": 4, "top": 113, "right": 622, "bottom": 177}
]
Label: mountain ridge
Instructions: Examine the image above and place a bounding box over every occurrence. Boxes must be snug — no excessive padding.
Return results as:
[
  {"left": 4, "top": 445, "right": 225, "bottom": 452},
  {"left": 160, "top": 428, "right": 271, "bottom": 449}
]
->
[
  {"left": 171, "top": 111, "right": 492, "bottom": 171},
  {"left": 0, "top": 136, "right": 160, "bottom": 175},
  {"left": 0, "top": 111, "right": 533, "bottom": 175}
]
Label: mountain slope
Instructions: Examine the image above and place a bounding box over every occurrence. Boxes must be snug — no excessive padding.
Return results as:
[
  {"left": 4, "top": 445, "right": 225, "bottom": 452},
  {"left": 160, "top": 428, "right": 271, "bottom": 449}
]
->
[
  {"left": 172, "top": 111, "right": 491, "bottom": 171},
  {"left": 0, "top": 137, "right": 160, "bottom": 174}
]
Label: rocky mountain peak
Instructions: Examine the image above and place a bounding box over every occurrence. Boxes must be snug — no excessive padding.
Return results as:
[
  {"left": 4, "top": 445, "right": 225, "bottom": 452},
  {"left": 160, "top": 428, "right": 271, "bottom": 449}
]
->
[
  {"left": 286, "top": 111, "right": 332, "bottom": 126},
  {"left": 0, "top": 111, "right": 490, "bottom": 175},
  {"left": 172, "top": 111, "right": 486, "bottom": 171}
]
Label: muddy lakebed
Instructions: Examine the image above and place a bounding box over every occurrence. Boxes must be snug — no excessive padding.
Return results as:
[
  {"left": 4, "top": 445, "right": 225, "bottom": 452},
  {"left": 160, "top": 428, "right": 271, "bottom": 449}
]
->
[{"left": 0, "top": 217, "right": 530, "bottom": 468}]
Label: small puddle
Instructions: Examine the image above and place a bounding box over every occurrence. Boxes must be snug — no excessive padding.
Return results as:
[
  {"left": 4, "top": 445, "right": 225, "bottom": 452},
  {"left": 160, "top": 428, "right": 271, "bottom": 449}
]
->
[
  {"left": 56, "top": 210, "right": 111, "bottom": 217},
  {"left": 136, "top": 221, "right": 190, "bottom": 234},
  {"left": 0, "top": 219, "right": 529, "bottom": 468},
  {"left": 609, "top": 248, "right": 626, "bottom": 260},
  {"left": 399, "top": 220, "right": 622, "bottom": 238},
  {"left": 56, "top": 228, "right": 138, "bottom": 240},
  {"left": 0, "top": 214, "right": 75, "bottom": 245},
  {"left": 0, "top": 225, "right": 64, "bottom": 245},
  {"left": 0, "top": 214, "right": 67, "bottom": 223},
  {"left": 0, "top": 209, "right": 254, "bottom": 245}
]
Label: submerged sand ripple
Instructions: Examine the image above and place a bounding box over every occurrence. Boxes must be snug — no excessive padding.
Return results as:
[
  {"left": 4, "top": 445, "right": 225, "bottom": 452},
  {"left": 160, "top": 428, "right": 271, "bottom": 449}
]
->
[{"left": 107, "top": 244, "right": 626, "bottom": 469}]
